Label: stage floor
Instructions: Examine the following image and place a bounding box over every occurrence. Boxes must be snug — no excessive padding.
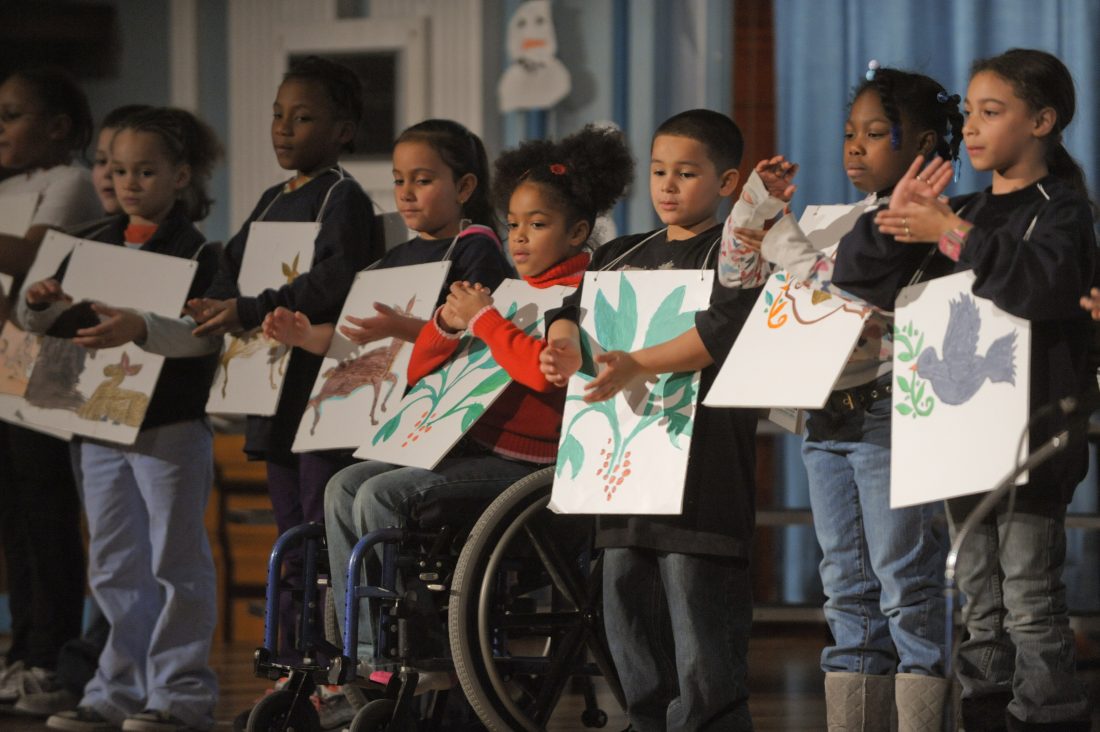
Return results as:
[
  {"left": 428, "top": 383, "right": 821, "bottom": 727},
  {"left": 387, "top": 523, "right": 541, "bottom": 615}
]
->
[{"left": 4, "top": 625, "right": 1100, "bottom": 730}]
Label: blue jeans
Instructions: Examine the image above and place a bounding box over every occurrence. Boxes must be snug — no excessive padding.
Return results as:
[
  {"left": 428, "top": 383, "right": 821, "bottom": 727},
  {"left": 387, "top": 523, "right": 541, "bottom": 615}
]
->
[
  {"left": 324, "top": 453, "right": 537, "bottom": 660},
  {"left": 602, "top": 548, "right": 753, "bottom": 732},
  {"left": 79, "top": 420, "right": 217, "bottom": 730},
  {"left": 946, "top": 498, "right": 1090, "bottom": 725},
  {"left": 803, "top": 390, "right": 948, "bottom": 676}
]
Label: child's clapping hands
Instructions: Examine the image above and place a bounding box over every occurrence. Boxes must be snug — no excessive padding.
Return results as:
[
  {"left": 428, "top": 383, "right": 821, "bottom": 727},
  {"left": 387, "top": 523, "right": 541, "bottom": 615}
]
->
[{"left": 437, "top": 281, "right": 493, "bottom": 333}]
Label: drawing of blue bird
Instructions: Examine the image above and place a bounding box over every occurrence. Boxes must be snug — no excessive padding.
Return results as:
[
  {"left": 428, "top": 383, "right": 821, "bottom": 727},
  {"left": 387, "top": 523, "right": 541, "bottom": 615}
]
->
[{"left": 915, "top": 293, "right": 1017, "bottom": 406}]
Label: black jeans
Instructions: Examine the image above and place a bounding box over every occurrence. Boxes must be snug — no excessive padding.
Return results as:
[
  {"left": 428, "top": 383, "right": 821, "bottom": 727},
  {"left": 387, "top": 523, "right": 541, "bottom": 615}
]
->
[{"left": 0, "top": 423, "right": 85, "bottom": 670}]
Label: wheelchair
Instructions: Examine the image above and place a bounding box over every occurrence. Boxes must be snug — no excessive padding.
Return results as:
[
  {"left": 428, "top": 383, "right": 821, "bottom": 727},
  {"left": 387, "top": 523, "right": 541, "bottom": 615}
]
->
[{"left": 243, "top": 466, "right": 625, "bottom": 731}]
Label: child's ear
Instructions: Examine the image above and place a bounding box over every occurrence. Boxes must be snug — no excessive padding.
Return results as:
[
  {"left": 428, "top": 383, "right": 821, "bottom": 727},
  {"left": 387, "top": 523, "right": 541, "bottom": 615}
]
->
[
  {"left": 1032, "top": 106, "right": 1058, "bottom": 138},
  {"left": 174, "top": 163, "right": 192, "bottom": 191},
  {"left": 917, "top": 129, "right": 937, "bottom": 157},
  {"left": 456, "top": 173, "right": 478, "bottom": 205},
  {"left": 568, "top": 218, "right": 590, "bottom": 248},
  {"left": 719, "top": 168, "right": 740, "bottom": 197},
  {"left": 334, "top": 119, "right": 357, "bottom": 149},
  {"left": 47, "top": 113, "right": 73, "bottom": 144}
]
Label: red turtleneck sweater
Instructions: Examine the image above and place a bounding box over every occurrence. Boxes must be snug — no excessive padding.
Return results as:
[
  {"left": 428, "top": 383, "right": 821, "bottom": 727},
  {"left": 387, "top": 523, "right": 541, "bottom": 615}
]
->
[{"left": 407, "top": 251, "right": 590, "bottom": 463}]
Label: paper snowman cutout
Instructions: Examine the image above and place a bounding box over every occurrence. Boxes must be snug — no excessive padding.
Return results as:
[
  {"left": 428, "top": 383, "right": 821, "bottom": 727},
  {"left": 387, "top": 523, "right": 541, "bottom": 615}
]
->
[{"left": 498, "top": 0, "right": 572, "bottom": 112}]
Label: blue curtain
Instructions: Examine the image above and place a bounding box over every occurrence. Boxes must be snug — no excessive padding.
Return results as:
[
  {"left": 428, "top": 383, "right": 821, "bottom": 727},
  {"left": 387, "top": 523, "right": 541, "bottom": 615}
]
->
[
  {"left": 772, "top": 0, "right": 1100, "bottom": 608},
  {"left": 773, "top": 0, "right": 1099, "bottom": 209}
]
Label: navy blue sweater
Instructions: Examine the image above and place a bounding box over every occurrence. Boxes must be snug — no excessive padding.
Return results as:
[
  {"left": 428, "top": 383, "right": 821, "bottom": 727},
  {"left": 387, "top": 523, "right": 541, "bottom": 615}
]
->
[
  {"left": 378, "top": 231, "right": 515, "bottom": 309},
  {"left": 206, "top": 169, "right": 380, "bottom": 460},
  {"left": 835, "top": 176, "right": 1097, "bottom": 505}
]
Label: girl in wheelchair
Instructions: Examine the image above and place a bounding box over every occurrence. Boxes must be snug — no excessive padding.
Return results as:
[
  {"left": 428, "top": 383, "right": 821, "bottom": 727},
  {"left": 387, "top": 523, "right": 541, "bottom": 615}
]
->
[{"left": 323, "top": 123, "right": 635, "bottom": 696}]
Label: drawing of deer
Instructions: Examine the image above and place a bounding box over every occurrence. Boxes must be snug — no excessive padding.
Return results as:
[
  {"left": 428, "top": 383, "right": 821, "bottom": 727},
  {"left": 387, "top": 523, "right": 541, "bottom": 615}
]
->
[
  {"left": 76, "top": 351, "right": 149, "bottom": 427},
  {"left": 216, "top": 253, "right": 301, "bottom": 397},
  {"left": 306, "top": 294, "right": 417, "bottom": 434}
]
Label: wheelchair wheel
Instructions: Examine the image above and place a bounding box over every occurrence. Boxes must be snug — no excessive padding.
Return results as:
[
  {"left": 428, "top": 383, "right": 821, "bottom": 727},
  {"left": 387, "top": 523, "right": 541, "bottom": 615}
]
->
[
  {"left": 245, "top": 689, "right": 321, "bottom": 732},
  {"left": 449, "top": 467, "right": 625, "bottom": 731}
]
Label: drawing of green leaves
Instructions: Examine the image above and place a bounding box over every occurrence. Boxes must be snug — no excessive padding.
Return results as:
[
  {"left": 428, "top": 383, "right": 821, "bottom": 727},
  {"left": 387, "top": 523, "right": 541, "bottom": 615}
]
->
[
  {"left": 460, "top": 403, "right": 485, "bottom": 431},
  {"left": 594, "top": 273, "right": 637, "bottom": 352},
  {"left": 561, "top": 279, "right": 702, "bottom": 500},
  {"left": 467, "top": 368, "right": 511, "bottom": 398},
  {"left": 373, "top": 301, "right": 543, "bottom": 448},
  {"left": 894, "top": 321, "right": 935, "bottom": 418},
  {"left": 643, "top": 286, "right": 694, "bottom": 348},
  {"left": 556, "top": 433, "right": 584, "bottom": 479}
]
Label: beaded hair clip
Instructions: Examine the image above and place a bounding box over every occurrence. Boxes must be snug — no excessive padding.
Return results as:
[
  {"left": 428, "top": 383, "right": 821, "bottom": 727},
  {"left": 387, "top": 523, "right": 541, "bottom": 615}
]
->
[{"left": 865, "top": 60, "right": 902, "bottom": 149}]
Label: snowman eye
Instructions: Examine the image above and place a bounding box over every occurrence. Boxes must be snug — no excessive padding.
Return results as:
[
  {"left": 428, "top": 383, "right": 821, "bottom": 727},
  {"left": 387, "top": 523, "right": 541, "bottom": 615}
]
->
[
  {"left": 535, "top": 15, "right": 544, "bottom": 24},
  {"left": 517, "top": 18, "right": 526, "bottom": 28}
]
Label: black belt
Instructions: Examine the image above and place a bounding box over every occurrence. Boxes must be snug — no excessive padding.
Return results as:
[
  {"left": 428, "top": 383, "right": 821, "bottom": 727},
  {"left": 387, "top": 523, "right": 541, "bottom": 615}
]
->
[{"left": 825, "top": 380, "right": 892, "bottom": 413}]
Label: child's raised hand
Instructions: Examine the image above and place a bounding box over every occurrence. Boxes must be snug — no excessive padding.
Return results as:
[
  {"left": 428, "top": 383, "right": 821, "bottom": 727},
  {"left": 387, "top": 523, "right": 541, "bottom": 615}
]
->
[
  {"left": 875, "top": 193, "right": 961, "bottom": 244},
  {"left": 263, "top": 306, "right": 312, "bottom": 346},
  {"left": 888, "top": 156, "right": 953, "bottom": 211},
  {"left": 539, "top": 338, "right": 582, "bottom": 387},
  {"left": 1080, "top": 288, "right": 1100, "bottom": 320},
  {"left": 755, "top": 155, "right": 799, "bottom": 201},
  {"left": 732, "top": 227, "right": 766, "bottom": 252},
  {"left": 445, "top": 281, "right": 494, "bottom": 327},
  {"left": 340, "top": 302, "right": 405, "bottom": 345},
  {"left": 188, "top": 298, "right": 242, "bottom": 337},
  {"left": 25, "top": 278, "right": 70, "bottom": 307},
  {"left": 72, "top": 303, "right": 147, "bottom": 349},
  {"left": 583, "top": 351, "right": 646, "bottom": 403}
]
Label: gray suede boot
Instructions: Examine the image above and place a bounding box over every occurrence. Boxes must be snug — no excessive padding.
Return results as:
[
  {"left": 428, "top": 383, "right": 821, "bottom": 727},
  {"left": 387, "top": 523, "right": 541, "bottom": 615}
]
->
[
  {"left": 825, "top": 671, "right": 894, "bottom": 732},
  {"left": 896, "top": 673, "right": 950, "bottom": 732}
]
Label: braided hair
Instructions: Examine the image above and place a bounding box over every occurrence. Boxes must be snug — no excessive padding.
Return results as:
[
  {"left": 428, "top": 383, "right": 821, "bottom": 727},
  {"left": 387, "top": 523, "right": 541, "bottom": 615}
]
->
[
  {"left": 492, "top": 124, "right": 634, "bottom": 240},
  {"left": 853, "top": 67, "right": 964, "bottom": 164}
]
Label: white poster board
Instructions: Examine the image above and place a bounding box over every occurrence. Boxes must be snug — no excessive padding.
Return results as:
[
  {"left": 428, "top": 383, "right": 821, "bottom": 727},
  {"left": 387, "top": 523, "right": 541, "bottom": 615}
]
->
[
  {"left": 0, "top": 231, "right": 80, "bottom": 437},
  {"left": 890, "top": 270, "right": 1030, "bottom": 507},
  {"left": 549, "top": 270, "right": 711, "bottom": 515},
  {"left": 292, "top": 261, "right": 450, "bottom": 452},
  {"left": 206, "top": 221, "right": 319, "bottom": 415},
  {"left": 0, "top": 192, "right": 41, "bottom": 301},
  {"left": 355, "top": 279, "right": 569, "bottom": 468},
  {"left": 21, "top": 241, "right": 197, "bottom": 445},
  {"left": 705, "top": 204, "right": 871, "bottom": 409}
]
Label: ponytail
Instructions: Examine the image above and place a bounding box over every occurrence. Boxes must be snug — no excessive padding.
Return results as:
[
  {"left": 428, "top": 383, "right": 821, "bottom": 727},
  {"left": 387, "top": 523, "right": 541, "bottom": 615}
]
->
[{"left": 1047, "top": 141, "right": 1090, "bottom": 202}]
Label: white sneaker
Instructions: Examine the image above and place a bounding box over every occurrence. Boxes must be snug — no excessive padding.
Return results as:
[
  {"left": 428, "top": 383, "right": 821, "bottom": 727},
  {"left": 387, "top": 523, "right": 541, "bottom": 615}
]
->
[
  {"left": 0, "top": 665, "right": 59, "bottom": 704},
  {"left": 13, "top": 686, "right": 81, "bottom": 717}
]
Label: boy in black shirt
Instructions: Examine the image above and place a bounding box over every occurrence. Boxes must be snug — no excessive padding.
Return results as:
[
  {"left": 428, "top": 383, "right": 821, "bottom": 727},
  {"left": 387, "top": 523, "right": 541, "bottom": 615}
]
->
[{"left": 541, "top": 110, "right": 760, "bottom": 731}]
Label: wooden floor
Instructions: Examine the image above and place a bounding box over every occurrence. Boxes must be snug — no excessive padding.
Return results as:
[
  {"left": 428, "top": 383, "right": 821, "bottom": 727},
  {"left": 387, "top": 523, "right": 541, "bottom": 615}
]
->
[{"left": 7, "top": 626, "right": 1100, "bottom": 730}]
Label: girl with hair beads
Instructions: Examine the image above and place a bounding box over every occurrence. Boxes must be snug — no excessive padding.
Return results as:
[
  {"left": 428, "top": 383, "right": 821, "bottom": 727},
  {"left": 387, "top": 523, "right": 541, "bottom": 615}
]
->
[
  {"left": 22, "top": 107, "right": 224, "bottom": 732},
  {"left": 0, "top": 66, "right": 101, "bottom": 710},
  {"left": 320, "top": 123, "right": 633, "bottom": 681},
  {"left": 876, "top": 49, "right": 1096, "bottom": 732},
  {"left": 729, "top": 67, "right": 965, "bottom": 731}
]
